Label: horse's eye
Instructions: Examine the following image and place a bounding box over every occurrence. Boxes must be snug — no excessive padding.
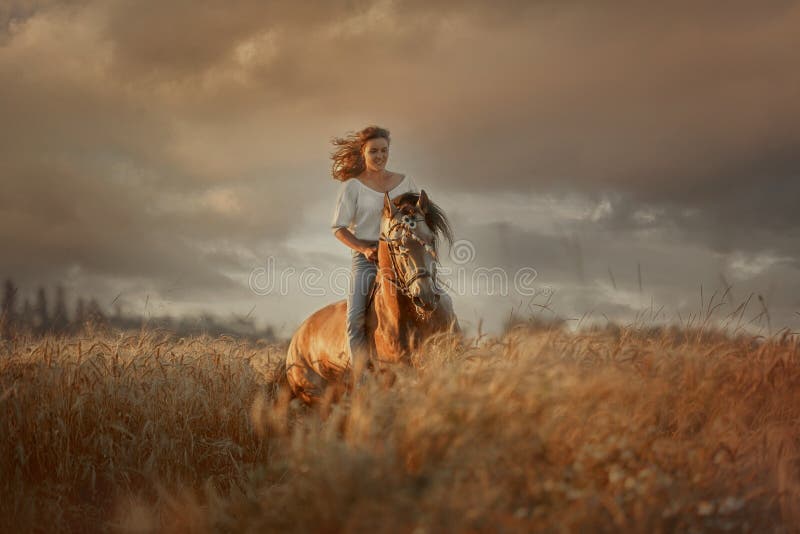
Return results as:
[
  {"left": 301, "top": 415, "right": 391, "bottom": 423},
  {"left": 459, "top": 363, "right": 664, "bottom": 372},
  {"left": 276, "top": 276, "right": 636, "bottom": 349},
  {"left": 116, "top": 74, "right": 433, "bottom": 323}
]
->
[
  {"left": 402, "top": 215, "right": 411, "bottom": 224},
  {"left": 408, "top": 220, "right": 416, "bottom": 228}
]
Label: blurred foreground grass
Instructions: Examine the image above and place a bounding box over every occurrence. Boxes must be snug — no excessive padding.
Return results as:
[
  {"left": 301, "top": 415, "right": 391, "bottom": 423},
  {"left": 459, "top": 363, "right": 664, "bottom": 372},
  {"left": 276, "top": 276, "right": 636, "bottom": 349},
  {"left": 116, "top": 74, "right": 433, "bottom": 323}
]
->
[{"left": 1, "top": 324, "right": 799, "bottom": 532}]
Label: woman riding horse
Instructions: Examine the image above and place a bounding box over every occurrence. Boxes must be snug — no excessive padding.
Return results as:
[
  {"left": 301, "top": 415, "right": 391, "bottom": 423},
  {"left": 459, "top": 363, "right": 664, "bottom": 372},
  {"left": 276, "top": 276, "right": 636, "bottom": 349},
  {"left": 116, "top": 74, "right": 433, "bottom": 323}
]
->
[{"left": 285, "top": 125, "right": 459, "bottom": 403}]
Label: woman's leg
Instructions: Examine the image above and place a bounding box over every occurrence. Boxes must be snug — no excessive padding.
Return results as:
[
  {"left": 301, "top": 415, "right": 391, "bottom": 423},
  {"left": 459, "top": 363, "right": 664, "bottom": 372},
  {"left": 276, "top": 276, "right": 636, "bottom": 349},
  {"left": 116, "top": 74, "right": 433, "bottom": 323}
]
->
[{"left": 346, "top": 249, "right": 377, "bottom": 373}]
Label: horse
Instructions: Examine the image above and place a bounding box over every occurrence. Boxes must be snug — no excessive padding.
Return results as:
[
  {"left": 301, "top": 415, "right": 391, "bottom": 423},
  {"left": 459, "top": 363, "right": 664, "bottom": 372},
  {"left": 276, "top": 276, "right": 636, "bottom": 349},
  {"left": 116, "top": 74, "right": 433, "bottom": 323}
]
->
[{"left": 285, "top": 190, "right": 460, "bottom": 404}]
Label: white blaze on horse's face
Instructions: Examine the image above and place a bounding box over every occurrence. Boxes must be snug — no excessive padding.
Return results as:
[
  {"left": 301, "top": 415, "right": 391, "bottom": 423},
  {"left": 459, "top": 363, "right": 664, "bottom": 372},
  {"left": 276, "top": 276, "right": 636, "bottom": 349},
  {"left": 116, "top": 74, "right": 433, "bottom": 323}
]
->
[{"left": 398, "top": 213, "right": 439, "bottom": 308}]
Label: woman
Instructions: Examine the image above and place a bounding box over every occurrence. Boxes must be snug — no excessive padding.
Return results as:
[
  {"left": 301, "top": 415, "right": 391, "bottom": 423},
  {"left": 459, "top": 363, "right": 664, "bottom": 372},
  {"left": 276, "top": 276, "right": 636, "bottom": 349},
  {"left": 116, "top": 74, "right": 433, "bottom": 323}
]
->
[{"left": 330, "top": 125, "right": 419, "bottom": 372}]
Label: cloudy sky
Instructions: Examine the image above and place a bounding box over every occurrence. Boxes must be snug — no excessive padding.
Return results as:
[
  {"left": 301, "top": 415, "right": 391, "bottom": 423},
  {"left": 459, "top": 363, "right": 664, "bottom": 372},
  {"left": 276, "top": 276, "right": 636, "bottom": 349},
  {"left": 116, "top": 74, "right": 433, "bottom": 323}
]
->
[{"left": 1, "top": 1, "right": 798, "bottom": 335}]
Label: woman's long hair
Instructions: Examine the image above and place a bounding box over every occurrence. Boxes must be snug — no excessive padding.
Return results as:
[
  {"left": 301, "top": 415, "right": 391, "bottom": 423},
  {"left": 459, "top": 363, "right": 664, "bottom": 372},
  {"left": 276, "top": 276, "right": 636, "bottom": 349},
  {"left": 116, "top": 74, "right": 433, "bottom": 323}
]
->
[{"left": 330, "top": 125, "right": 391, "bottom": 181}]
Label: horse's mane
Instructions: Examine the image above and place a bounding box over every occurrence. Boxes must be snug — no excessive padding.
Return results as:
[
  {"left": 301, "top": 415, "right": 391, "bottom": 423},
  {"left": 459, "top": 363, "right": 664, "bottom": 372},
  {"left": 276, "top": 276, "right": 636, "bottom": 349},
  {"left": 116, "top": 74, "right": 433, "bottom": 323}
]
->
[{"left": 393, "top": 192, "right": 454, "bottom": 249}]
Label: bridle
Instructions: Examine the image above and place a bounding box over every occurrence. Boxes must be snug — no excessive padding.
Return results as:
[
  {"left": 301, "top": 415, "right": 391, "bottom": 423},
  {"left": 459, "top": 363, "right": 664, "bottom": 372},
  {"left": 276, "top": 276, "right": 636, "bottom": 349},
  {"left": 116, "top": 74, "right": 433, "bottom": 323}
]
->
[{"left": 378, "top": 214, "right": 439, "bottom": 315}]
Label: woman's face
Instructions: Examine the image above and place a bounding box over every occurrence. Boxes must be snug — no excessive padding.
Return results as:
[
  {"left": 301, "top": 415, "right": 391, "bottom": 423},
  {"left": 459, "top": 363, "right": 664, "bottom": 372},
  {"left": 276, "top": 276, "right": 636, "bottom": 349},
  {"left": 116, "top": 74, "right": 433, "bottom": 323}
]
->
[{"left": 362, "top": 137, "right": 389, "bottom": 172}]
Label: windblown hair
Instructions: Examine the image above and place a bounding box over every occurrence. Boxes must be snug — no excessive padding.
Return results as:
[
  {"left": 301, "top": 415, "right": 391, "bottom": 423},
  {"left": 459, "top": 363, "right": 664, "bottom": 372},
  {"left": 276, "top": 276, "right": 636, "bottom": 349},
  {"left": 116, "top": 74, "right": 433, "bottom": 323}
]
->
[
  {"left": 393, "top": 192, "right": 454, "bottom": 250},
  {"left": 330, "top": 125, "right": 391, "bottom": 181}
]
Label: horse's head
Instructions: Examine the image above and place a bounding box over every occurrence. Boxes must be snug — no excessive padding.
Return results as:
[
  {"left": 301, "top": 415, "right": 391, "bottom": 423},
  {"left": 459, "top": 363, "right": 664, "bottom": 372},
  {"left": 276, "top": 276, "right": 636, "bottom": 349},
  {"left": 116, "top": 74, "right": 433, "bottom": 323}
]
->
[{"left": 380, "top": 190, "right": 453, "bottom": 316}]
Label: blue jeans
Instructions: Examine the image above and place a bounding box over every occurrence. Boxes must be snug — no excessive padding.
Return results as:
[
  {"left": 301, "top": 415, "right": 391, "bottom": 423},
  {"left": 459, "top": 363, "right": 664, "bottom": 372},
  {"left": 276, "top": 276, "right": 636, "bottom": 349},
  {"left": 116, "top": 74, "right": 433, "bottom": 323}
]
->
[{"left": 346, "top": 248, "right": 377, "bottom": 367}]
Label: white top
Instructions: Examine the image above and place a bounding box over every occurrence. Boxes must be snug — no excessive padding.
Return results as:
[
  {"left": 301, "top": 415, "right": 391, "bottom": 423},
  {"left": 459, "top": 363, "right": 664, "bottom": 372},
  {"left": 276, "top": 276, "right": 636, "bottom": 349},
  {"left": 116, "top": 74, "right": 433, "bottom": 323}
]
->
[{"left": 331, "top": 175, "right": 419, "bottom": 241}]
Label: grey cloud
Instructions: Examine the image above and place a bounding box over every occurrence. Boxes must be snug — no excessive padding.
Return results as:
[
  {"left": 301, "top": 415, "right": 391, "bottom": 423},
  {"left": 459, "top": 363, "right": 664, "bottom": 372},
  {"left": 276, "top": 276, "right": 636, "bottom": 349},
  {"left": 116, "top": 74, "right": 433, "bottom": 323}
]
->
[
  {"left": 446, "top": 213, "right": 799, "bottom": 330},
  {"left": 1, "top": 0, "right": 798, "bottom": 329}
]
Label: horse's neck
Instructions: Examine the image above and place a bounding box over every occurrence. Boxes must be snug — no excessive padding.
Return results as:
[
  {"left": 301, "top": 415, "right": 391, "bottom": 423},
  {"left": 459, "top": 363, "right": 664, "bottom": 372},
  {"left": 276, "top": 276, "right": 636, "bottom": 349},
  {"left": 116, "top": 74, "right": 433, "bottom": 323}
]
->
[
  {"left": 372, "top": 241, "right": 447, "bottom": 359},
  {"left": 374, "top": 243, "right": 417, "bottom": 328},
  {"left": 376, "top": 240, "right": 398, "bottom": 292}
]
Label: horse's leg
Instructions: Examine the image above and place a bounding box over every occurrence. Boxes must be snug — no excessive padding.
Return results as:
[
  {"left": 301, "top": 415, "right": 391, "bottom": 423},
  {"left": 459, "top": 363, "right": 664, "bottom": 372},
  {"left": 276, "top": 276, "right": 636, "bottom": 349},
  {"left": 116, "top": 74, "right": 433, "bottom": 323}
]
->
[
  {"left": 286, "top": 339, "right": 326, "bottom": 404},
  {"left": 286, "top": 361, "right": 325, "bottom": 404},
  {"left": 368, "top": 344, "right": 401, "bottom": 389}
]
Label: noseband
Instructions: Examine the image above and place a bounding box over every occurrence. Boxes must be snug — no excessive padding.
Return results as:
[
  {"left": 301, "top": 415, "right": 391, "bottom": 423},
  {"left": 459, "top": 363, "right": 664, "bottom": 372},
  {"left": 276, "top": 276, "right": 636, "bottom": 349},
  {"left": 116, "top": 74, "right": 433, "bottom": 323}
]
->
[{"left": 378, "top": 215, "right": 438, "bottom": 304}]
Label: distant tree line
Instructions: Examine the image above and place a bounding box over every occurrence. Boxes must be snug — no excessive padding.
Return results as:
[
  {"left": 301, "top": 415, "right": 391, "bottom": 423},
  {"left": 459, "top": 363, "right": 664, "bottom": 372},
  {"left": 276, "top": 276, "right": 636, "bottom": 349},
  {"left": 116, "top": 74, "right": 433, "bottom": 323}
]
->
[
  {"left": 1, "top": 279, "right": 106, "bottom": 338},
  {"left": 0, "top": 278, "right": 276, "bottom": 341}
]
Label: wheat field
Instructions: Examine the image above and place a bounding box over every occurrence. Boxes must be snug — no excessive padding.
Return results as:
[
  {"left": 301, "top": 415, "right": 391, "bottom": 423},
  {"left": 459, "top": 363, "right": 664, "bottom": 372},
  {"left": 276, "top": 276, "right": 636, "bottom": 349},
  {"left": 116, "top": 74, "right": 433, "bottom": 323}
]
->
[{"left": 1, "top": 322, "right": 799, "bottom": 533}]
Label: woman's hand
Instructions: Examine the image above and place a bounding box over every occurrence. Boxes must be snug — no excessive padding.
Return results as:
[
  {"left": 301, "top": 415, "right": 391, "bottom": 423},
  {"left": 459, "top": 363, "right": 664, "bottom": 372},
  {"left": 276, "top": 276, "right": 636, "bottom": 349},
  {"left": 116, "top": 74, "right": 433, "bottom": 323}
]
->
[
  {"left": 333, "top": 229, "right": 379, "bottom": 262},
  {"left": 361, "top": 244, "right": 379, "bottom": 262}
]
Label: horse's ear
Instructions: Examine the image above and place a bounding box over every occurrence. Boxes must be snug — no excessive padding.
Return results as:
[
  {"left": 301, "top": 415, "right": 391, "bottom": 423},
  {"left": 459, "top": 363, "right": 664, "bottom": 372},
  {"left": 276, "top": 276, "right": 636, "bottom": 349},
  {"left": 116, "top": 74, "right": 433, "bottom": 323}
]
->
[
  {"left": 383, "top": 192, "right": 397, "bottom": 218},
  {"left": 416, "top": 189, "right": 430, "bottom": 214}
]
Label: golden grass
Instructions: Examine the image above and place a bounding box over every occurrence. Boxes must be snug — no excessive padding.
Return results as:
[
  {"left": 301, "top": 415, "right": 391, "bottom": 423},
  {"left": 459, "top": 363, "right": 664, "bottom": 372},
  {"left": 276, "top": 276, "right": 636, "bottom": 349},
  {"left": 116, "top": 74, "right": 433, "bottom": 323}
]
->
[{"left": 1, "top": 325, "right": 799, "bottom": 532}]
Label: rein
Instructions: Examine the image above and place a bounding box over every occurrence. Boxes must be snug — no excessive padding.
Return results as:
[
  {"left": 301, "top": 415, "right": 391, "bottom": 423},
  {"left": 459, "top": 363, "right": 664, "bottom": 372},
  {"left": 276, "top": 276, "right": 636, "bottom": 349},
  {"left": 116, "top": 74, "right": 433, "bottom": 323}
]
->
[{"left": 378, "top": 216, "right": 439, "bottom": 315}]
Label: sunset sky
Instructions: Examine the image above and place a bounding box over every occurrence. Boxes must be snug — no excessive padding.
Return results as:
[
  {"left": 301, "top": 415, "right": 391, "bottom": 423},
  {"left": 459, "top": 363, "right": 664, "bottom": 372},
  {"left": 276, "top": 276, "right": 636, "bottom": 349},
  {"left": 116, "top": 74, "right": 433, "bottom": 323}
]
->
[{"left": 1, "top": 1, "right": 799, "bottom": 335}]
